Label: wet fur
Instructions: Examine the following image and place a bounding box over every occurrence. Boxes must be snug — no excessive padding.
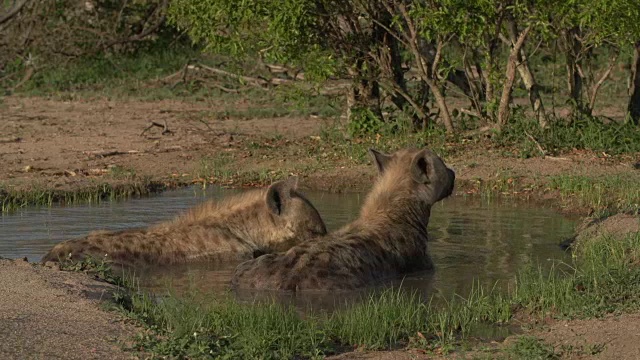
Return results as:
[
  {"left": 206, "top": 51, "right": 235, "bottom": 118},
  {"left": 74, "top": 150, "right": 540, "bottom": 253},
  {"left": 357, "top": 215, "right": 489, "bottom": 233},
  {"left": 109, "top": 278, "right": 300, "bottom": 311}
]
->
[
  {"left": 41, "top": 177, "right": 327, "bottom": 267},
  {"left": 231, "top": 148, "right": 455, "bottom": 291}
]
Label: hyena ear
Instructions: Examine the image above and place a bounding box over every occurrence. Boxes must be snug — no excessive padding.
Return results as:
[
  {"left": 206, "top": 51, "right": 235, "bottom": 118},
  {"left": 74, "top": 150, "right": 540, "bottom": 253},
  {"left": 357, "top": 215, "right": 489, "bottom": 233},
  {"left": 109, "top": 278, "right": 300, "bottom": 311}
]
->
[
  {"left": 410, "top": 149, "right": 432, "bottom": 184},
  {"left": 266, "top": 176, "right": 299, "bottom": 215},
  {"left": 369, "top": 148, "right": 393, "bottom": 173}
]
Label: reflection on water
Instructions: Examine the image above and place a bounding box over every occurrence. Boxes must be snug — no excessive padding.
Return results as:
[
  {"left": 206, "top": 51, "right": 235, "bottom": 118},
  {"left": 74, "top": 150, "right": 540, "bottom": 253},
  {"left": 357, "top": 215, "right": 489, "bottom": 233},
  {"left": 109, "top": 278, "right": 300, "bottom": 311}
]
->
[{"left": 0, "top": 186, "right": 576, "bottom": 311}]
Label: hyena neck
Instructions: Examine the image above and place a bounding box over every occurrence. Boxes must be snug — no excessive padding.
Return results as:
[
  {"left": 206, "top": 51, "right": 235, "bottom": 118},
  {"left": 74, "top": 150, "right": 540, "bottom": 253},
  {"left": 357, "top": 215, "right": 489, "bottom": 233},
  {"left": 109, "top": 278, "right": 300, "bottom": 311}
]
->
[
  {"left": 337, "top": 201, "right": 432, "bottom": 273},
  {"left": 350, "top": 188, "right": 432, "bottom": 247},
  {"left": 359, "top": 174, "right": 431, "bottom": 232},
  {"left": 356, "top": 201, "right": 430, "bottom": 237}
]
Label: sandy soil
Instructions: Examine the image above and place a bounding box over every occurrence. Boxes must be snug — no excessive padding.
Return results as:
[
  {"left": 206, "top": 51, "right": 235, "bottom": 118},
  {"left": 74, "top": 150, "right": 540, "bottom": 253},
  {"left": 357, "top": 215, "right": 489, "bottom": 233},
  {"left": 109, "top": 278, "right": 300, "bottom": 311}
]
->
[
  {"left": 533, "top": 313, "right": 640, "bottom": 360},
  {"left": 0, "top": 258, "right": 141, "bottom": 360},
  {"left": 1, "top": 95, "right": 640, "bottom": 359},
  {"left": 0, "top": 96, "right": 323, "bottom": 191}
]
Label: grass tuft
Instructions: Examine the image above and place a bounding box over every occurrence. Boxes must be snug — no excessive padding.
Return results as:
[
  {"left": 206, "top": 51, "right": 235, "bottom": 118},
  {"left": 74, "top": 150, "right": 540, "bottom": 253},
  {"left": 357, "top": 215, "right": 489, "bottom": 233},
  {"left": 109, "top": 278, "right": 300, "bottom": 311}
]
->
[
  {"left": 0, "top": 179, "right": 172, "bottom": 213},
  {"left": 506, "top": 336, "right": 559, "bottom": 359}
]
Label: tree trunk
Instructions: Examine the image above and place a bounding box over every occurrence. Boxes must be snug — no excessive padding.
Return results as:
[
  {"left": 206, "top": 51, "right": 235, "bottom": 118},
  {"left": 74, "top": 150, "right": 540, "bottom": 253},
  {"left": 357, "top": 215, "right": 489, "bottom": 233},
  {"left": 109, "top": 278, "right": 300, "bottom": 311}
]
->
[
  {"left": 346, "top": 59, "right": 383, "bottom": 123},
  {"left": 628, "top": 41, "right": 640, "bottom": 125},
  {"left": 414, "top": 49, "right": 453, "bottom": 132},
  {"left": 516, "top": 57, "right": 546, "bottom": 127},
  {"left": 377, "top": 16, "right": 426, "bottom": 128},
  {"left": 497, "top": 26, "right": 531, "bottom": 129},
  {"left": 482, "top": 61, "right": 495, "bottom": 105},
  {"left": 418, "top": 38, "right": 473, "bottom": 99},
  {"left": 393, "top": 3, "right": 453, "bottom": 133},
  {"left": 586, "top": 51, "right": 618, "bottom": 115},
  {"left": 461, "top": 54, "right": 487, "bottom": 119},
  {"left": 429, "top": 80, "right": 454, "bottom": 133},
  {"left": 505, "top": 17, "right": 547, "bottom": 127},
  {"left": 562, "top": 27, "right": 584, "bottom": 114}
]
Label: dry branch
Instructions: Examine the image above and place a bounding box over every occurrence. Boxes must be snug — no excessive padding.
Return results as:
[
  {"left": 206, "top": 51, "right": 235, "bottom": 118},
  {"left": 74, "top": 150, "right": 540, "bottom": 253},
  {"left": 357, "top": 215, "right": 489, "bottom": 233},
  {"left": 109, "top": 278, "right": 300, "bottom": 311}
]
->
[
  {"left": 0, "top": 136, "right": 21, "bottom": 143},
  {"left": 588, "top": 51, "right": 619, "bottom": 112},
  {"left": 190, "top": 63, "right": 295, "bottom": 88},
  {"left": 0, "top": 0, "right": 29, "bottom": 26},
  {"left": 458, "top": 108, "right": 482, "bottom": 118},
  {"left": 104, "top": 0, "right": 169, "bottom": 48},
  {"left": 11, "top": 66, "right": 33, "bottom": 91},
  {"left": 141, "top": 120, "right": 172, "bottom": 136},
  {"left": 84, "top": 150, "right": 140, "bottom": 158},
  {"left": 521, "top": 132, "right": 568, "bottom": 160},
  {"left": 524, "top": 131, "right": 546, "bottom": 157},
  {"left": 497, "top": 25, "right": 531, "bottom": 128}
]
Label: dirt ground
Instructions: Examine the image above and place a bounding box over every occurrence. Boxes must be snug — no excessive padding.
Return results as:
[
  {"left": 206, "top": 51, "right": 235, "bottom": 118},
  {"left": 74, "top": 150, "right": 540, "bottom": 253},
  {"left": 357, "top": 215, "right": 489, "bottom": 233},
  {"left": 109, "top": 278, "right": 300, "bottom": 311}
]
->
[
  {"left": 0, "top": 257, "right": 142, "bottom": 360},
  {"left": 532, "top": 313, "right": 640, "bottom": 360},
  {"left": 1, "top": 96, "right": 637, "bottom": 195},
  {"left": 1, "top": 95, "right": 640, "bottom": 359}
]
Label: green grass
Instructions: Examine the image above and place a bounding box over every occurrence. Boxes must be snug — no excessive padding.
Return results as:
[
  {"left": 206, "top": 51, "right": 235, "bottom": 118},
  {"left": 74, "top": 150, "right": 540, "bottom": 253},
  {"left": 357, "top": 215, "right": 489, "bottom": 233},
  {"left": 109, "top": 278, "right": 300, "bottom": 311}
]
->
[
  {"left": 0, "top": 179, "right": 170, "bottom": 213},
  {"left": 107, "top": 165, "right": 137, "bottom": 180},
  {"left": 514, "top": 233, "right": 640, "bottom": 318},
  {"left": 190, "top": 123, "right": 452, "bottom": 190},
  {"left": 7, "top": 47, "right": 343, "bottom": 121},
  {"left": 549, "top": 174, "right": 640, "bottom": 215},
  {"left": 494, "top": 112, "right": 640, "bottom": 158},
  {"left": 196, "top": 153, "right": 236, "bottom": 185},
  {"left": 122, "top": 292, "right": 330, "bottom": 359},
  {"left": 505, "top": 336, "right": 559, "bottom": 360},
  {"left": 12, "top": 49, "right": 194, "bottom": 99},
  {"left": 328, "top": 288, "right": 429, "bottom": 349}
]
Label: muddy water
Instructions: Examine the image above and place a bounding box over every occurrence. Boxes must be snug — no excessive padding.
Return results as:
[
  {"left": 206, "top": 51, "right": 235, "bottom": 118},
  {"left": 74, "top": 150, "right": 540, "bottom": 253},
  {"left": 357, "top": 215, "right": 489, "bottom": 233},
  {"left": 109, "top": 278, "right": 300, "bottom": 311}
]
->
[{"left": 0, "top": 186, "right": 576, "bottom": 310}]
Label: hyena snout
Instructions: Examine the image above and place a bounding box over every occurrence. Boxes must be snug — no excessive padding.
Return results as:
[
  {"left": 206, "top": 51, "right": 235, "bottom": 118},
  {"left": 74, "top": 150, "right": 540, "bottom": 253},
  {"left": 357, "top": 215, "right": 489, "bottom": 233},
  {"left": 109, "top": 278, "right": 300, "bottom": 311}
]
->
[
  {"left": 428, "top": 156, "right": 455, "bottom": 202},
  {"left": 439, "top": 167, "right": 455, "bottom": 201}
]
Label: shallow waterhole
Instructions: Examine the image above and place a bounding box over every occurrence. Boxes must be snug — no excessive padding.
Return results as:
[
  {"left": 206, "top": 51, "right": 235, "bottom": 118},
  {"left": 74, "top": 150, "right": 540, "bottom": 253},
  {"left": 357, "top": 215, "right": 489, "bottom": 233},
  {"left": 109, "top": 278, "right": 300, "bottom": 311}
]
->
[{"left": 0, "top": 186, "right": 576, "bottom": 314}]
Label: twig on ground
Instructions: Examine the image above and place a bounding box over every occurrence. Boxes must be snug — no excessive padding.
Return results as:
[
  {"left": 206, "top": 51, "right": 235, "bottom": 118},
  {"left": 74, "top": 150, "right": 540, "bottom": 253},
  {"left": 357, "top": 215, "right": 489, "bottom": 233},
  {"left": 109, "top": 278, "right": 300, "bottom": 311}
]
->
[
  {"left": 522, "top": 132, "right": 571, "bottom": 161},
  {"left": 83, "top": 150, "right": 140, "bottom": 158},
  {"left": 11, "top": 66, "right": 34, "bottom": 91},
  {"left": 153, "top": 145, "right": 183, "bottom": 153},
  {"left": 0, "top": 136, "right": 21, "bottom": 143},
  {"left": 545, "top": 156, "right": 571, "bottom": 161},
  {"left": 458, "top": 108, "right": 482, "bottom": 118},
  {"left": 524, "top": 131, "right": 546, "bottom": 157},
  {"left": 197, "top": 118, "right": 213, "bottom": 131},
  {"left": 140, "top": 120, "right": 172, "bottom": 136}
]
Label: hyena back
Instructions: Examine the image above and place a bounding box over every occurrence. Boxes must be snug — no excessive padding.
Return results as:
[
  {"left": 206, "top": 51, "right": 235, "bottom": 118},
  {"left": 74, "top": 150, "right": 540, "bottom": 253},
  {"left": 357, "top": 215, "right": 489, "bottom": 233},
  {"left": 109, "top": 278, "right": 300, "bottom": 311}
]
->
[
  {"left": 231, "top": 147, "right": 455, "bottom": 291},
  {"left": 41, "top": 177, "right": 327, "bottom": 266}
]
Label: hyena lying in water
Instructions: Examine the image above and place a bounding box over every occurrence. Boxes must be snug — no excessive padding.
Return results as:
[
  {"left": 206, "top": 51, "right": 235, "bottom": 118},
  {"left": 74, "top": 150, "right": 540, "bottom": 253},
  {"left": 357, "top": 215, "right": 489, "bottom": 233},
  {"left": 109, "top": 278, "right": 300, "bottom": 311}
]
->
[
  {"left": 41, "top": 177, "right": 327, "bottom": 267},
  {"left": 231, "top": 147, "right": 455, "bottom": 291}
]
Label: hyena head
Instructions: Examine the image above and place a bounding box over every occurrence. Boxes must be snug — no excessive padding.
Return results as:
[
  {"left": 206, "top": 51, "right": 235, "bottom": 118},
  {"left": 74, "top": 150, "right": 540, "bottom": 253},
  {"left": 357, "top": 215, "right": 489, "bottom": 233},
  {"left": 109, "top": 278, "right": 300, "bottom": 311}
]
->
[
  {"left": 262, "top": 176, "right": 327, "bottom": 248},
  {"left": 366, "top": 147, "right": 455, "bottom": 214}
]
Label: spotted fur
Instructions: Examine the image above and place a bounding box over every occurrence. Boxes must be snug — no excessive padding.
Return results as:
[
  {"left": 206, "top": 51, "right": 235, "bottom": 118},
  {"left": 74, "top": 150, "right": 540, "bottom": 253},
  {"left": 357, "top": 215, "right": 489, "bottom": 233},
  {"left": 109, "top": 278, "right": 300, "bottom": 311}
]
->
[
  {"left": 41, "top": 177, "right": 327, "bottom": 267},
  {"left": 231, "top": 147, "right": 455, "bottom": 291}
]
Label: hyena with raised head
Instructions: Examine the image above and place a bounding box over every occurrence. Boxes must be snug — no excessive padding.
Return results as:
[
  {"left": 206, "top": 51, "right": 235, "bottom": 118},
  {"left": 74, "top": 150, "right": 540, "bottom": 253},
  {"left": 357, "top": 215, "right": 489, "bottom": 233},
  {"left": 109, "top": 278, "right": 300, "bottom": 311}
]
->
[
  {"left": 41, "top": 177, "right": 327, "bottom": 267},
  {"left": 231, "top": 147, "right": 455, "bottom": 291}
]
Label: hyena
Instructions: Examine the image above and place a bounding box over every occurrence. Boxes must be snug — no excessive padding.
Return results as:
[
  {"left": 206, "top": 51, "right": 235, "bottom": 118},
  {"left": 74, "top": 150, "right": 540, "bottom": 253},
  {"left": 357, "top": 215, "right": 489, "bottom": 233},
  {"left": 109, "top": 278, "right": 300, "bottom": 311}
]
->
[
  {"left": 41, "top": 177, "right": 327, "bottom": 267},
  {"left": 231, "top": 147, "right": 455, "bottom": 291}
]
